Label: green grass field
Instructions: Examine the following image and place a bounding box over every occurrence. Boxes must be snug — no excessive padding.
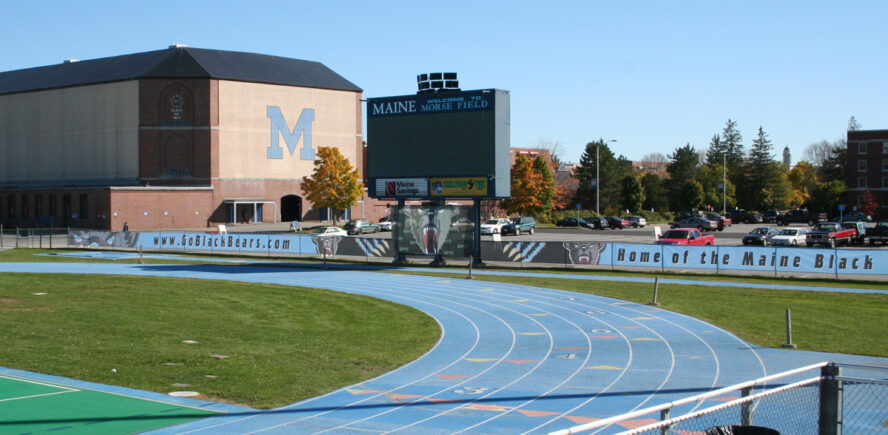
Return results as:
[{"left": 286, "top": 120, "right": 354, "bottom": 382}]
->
[{"left": 0, "top": 271, "right": 439, "bottom": 409}]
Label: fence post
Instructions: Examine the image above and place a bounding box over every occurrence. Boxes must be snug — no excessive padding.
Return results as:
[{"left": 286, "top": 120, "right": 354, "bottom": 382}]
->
[
  {"left": 740, "top": 386, "right": 753, "bottom": 426},
  {"left": 659, "top": 409, "right": 670, "bottom": 435},
  {"left": 819, "top": 363, "right": 842, "bottom": 435}
]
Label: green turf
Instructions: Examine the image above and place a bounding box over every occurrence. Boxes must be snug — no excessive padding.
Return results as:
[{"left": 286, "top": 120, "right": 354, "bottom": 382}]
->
[
  {"left": 0, "top": 375, "right": 216, "bottom": 434},
  {"left": 0, "top": 273, "right": 440, "bottom": 409}
]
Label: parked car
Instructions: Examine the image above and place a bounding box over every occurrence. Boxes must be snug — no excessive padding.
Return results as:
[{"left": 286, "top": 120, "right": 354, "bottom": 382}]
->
[
  {"left": 606, "top": 216, "right": 629, "bottom": 229},
  {"left": 671, "top": 217, "right": 718, "bottom": 232},
  {"left": 378, "top": 216, "right": 393, "bottom": 232},
  {"left": 584, "top": 216, "right": 609, "bottom": 229},
  {"left": 742, "top": 227, "right": 781, "bottom": 245},
  {"left": 865, "top": 220, "right": 888, "bottom": 246},
  {"left": 556, "top": 217, "right": 594, "bottom": 229},
  {"left": 805, "top": 222, "right": 856, "bottom": 248},
  {"left": 343, "top": 219, "right": 379, "bottom": 235},
  {"left": 832, "top": 211, "right": 872, "bottom": 223},
  {"left": 623, "top": 215, "right": 647, "bottom": 228},
  {"left": 777, "top": 209, "right": 826, "bottom": 226},
  {"left": 841, "top": 221, "right": 867, "bottom": 245},
  {"left": 762, "top": 210, "right": 782, "bottom": 223},
  {"left": 705, "top": 212, "right": 731, "bottom": 231},
  {"left": 728, "top": 209, "right": 763, "bottom": 224},
  {"left": 655, "top": 228, "right": 714, "bottom": 245},
  {"left": 502, "top": 217, "right": 537, "bottom": 235},
  {"left": 480, "top": 218, "right": 511, "bottom": 235},
  {"left": 312, "top": 226, "right": 348, "bottom": 237},
  {"left": 770, "top": 228, "right": 808, "bottom": 246}
]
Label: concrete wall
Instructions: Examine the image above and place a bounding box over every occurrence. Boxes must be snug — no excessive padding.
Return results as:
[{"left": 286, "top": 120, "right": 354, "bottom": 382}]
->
[
  {"left": 0, "top": 81, "right": 139, "bottom": 185},
  {"left": 216, "top": 81, "right": 361, "bottom": 180}
]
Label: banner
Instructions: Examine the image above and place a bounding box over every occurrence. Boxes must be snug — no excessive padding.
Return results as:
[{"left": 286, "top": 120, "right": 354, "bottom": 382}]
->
[{"left": 68, "top": 231, "right": 888, "bottom": 276}]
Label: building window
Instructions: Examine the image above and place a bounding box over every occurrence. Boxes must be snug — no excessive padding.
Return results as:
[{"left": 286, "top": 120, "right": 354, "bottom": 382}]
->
[
  {"left": 859, "top": 142, "right": 868, "bottom": 154},
  {"left": 6, "top": 195, "right": 14, "bottom": 218},
  {"left": 883, "top": 177, "right": 888, "bottom": 189},
  {"left": 49, "top": 194, "right": 57, "bottom": 218},
  {"left": 859, "top": 160, "right": 867, "bottom": 172},
  {"left": 883, "top": 142, "right": 888, "bottom": 154},
  {"left": 858, "top": 177, "right": 867, "bottom": 188},
  {"left": 21, "top": 195, "right": 29, "bottom": 218},
  {"left": 79, "top": 194, "right": 88, "bottom": 219},
  {"left": 883, "top": 159, "right": 888, "bottom": 172},
  {"left": 35, "top": 194, "right": 43, "bottom": 217}
]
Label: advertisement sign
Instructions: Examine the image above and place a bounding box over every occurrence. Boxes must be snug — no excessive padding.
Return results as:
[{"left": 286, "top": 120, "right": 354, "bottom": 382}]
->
[
  {"left": 374, "top": 178, "right": 429, "bottom": 198},
  {"left": 429, "top": 177, "right": 488, "bottom": 197}
]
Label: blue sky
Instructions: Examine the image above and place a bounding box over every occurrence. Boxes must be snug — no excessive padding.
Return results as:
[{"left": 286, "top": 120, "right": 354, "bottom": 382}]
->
[{"left": 3, "top": 1, "right": 885, "bottom": 164}]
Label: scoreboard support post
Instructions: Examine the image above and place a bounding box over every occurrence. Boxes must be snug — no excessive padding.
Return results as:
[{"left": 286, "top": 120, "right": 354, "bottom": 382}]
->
[{"left": 473, "top": 198, "right": 483, "bottom": 266}]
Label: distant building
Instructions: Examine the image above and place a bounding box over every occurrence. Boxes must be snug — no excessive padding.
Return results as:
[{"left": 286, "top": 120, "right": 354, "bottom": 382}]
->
[
  {"left": 510, "top": 148, "right": 554, "bottom": 169},
  {"left": 783, "top": 146, "right": 791, "bottom": 169},
  {"left": 632, "top": 160, "right": 667, "bottom": 175},
  {"left": 846, "top": 129, "right": 887, "bottom": 215}
]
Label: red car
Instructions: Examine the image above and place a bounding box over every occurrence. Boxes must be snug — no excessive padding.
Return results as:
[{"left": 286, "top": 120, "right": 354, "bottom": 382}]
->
[{"left": 655, "top": 228, "right": 715, "bottom": 245}]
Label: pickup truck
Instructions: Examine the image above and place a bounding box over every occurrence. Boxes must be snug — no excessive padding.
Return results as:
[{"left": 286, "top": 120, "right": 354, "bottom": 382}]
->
[
  {"left": 777, "top": 209, "right": 827, "bottom": 226},
  {"left": 655, "top": 228, "right": 715, "bottom": 245},
  {"left": 728, "top": 209, "right": 762, "bottom": 224},
  {"left": 841, "top": 221, "right": 867, "bottom": 245},
  {"left": 805, "top": 222, "right": 856, "bottom": 248},
  {"left": 865, "top": 221, "right": 888, "bottom": 246}
]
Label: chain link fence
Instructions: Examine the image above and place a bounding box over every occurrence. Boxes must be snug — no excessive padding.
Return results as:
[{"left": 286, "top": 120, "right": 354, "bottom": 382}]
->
[{"left": 550, "top": 362, "right": 888, "bottom": 435}]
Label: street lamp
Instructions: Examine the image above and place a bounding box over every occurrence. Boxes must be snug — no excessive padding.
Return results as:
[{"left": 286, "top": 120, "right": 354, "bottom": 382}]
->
[{"left": 596, "top": 139, "right": 617, "bottom": 217}]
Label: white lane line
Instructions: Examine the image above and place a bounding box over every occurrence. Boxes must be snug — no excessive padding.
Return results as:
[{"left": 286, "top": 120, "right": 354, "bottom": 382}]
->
[{"left": 0, "top": 390, "right": 78, "bottom": 402}]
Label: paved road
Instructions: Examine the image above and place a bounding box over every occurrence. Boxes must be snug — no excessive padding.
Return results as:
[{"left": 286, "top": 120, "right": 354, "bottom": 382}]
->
[{"left": 2, "top": 262, "right": 886, "bottom": 434}]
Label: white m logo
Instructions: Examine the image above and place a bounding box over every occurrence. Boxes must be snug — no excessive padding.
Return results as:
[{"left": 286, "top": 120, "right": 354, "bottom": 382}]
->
[{"left": 267, "top": 106, "right": 315, "bottom": 160}]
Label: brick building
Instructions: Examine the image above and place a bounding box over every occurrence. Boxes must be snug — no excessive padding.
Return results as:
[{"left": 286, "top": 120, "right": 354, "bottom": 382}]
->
[
  {"left": 846, "top": 129, "right": 888, "bottom": 216},
  {"left": 0, "top": 46, "right": 367, "bottom": 230}
]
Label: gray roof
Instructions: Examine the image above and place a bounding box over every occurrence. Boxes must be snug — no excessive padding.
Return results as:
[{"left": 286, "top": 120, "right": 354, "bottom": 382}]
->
[{"left": 0, "top": 46, "right": 362, "bottom": 95}]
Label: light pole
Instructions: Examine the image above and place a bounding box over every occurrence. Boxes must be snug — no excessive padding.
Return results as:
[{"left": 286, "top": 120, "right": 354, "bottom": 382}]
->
[
  {"left": 723, "top": 153, "right": 727, "bottom": 215},
  {"left": 596, "top": 139, "right": 617, "bottom": 217}
]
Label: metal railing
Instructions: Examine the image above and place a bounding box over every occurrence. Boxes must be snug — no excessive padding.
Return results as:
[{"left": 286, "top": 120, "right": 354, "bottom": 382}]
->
[{"left": 549, "top": 362, "right": 888, "bottom": 435}]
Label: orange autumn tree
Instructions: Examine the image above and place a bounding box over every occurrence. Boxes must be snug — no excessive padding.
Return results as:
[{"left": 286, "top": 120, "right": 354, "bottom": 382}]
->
[
  {"left": 501, "top": 154, "right": 546, "bottom": 216},
  {"left": 301, "top": 146, "right": 364, "bottom": 225}
]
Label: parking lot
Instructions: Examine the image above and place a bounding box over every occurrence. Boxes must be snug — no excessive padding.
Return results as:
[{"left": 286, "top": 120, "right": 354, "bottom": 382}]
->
[{"left": 360, "top": 221, "right": 884, "bottom": 249}]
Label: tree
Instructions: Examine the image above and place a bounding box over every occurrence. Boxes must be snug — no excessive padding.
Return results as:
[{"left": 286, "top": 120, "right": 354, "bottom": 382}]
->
[
  {"left": 501, "top": 155, "right": 545, "bottom": 215},
  {"left": 860, "top": 190, "right": 878, "bottom": 218},
  {"left": 532, "top": 156, "right": 556, "bottom": 216},
  {"left": 698, "top": 163, "right": 736, "bottom": 212},
  {"left": 809, "top": 180, "right": 846, "bottom": 214},
  {"left": 575, "top": 139, "right": 632, "bottom": 214},
  {"left": 721, "top": 119, "right": 745, "bottom": 171},
  {"left": 641, "top": 173, "right": 669, "bottom": 212},
  {"left": 677, "top": 180, "right": 705, "bottom": 212},
  {"left": 820, "top": 144, "right": 847, "bottom": 183},
  {"left": 848, "top": 116, "right": 861, "bottom": 132},
  {"left": 787, "top": 161, "right": 819, "bottom": 203},
  {"left": 533, "top": 138, "right": 565, "bottom": 167},
  {"left": 619, "top": 175, "right": 644, "bottom": 214},
  {"left": 704, "top": 134, "right": 727, "bottom": 167},
  {"left": 639, "top": 152, "right": 667, "bottom": 170},
  {"left": 666, "top": 143, "right": 700, "bottom": 183},
  {"left": 742, "top": 126, "right": 777, "bottom": 208},
  {"left": 301, "top": 146, "right": 363, "bottom": 225},
  {"left": 802, "top": 139, "right": 837, "bottom": 168}
]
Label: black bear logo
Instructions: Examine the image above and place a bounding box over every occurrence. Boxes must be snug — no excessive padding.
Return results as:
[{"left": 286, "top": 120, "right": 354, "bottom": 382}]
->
[{"left": 562, "top": 242, "right": 605, "bottom": 265}]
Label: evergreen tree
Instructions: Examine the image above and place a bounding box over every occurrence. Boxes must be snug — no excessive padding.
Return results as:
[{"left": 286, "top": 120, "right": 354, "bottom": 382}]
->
[
  {"left": 574, "top": 140, "right": 631, "bottom": 214},
  {"left": 301, "top": 146, "right": 364, "bottom": 225},
  {"left": 742, "top": 126, "right": 777, "bottom": 208},
  {"left": 721, "top": 119, "right": 745, "bottom": 169},
  {"left": 820, "top": 144, "right": 847, "bottom": 183},
  {"left": 677, "top": 180, "right": 705, "bottom": 212},
  {"left": 641, "top": 173, "right": 669, "bottom": 212},
  {"left": 666, "top": 143, "right": 700, "bottom": 211},
  {"left": 704, "top": 134, "right": 726, "bottom": 166},
  {"left": 848, "top": 116, "right": 861, "bottom": 131},
  {"left": 619, "top": 175, "right": 644, "bottom": 214}
]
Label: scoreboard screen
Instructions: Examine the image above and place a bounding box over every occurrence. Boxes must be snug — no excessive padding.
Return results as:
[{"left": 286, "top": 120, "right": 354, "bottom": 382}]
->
[{"left": 366, "top": 89, "right": 510, "bottom": 199}]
